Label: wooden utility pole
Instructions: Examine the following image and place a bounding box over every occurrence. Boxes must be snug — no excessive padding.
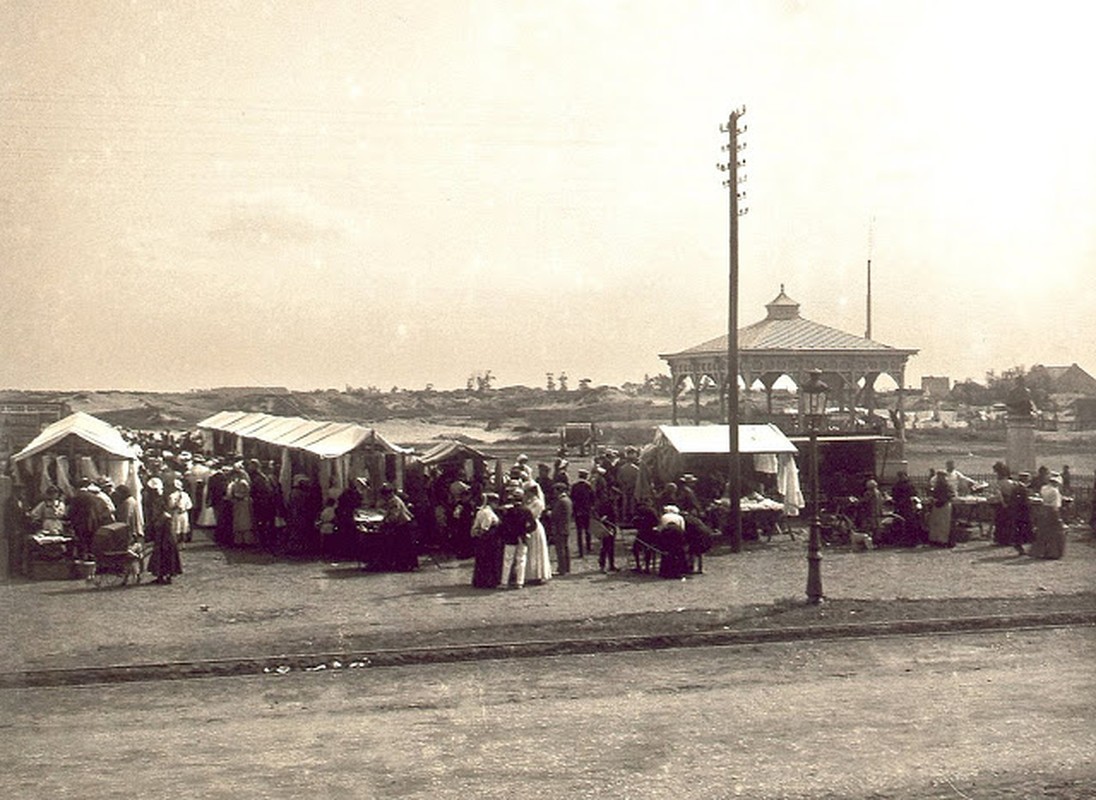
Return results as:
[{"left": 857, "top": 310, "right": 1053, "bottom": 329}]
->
[{"left": 718, "top": 107, "right": 746, "bottom": 552}]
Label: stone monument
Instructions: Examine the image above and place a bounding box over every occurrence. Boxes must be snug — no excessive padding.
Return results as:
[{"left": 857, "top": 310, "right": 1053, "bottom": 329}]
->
[{"left": 1005, "top": 376, "right": 1036, "bottom": 476}]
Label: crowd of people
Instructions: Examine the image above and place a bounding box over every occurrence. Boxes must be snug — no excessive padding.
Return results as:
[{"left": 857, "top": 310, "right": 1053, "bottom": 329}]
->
[
  {"left": 462, "top": 449, "right": 718, "bottom": 589},
  {"left": 12, "top": 424, "right": 1083, "bottom": 591},
  {"left": 23, "top": 469, "right": 183, "bottom": 584},
  {"left": 860, "top": 458, "right": 1071, "bottom": 560}
]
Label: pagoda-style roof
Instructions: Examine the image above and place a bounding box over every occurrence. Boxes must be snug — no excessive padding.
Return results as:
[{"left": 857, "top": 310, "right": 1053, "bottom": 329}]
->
[
  {"left": 659, "top": 285, "right": 918, "bottom": 428},
  {"left": 661, "top": 285, "right": 914, "bottom": 358}
]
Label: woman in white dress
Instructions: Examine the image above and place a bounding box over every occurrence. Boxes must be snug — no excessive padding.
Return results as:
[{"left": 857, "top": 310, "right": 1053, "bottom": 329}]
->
[
  {"left": 522, "top": 480, "right": 552, "bottom": 585},
  {"left": 168, "top": 479, "right": 194, "bottom": 543}
]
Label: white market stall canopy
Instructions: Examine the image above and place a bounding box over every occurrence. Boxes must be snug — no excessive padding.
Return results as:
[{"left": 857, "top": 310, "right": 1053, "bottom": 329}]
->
[
  {"left": 653, "top": 424, "right": 798, "bottom": 456},
  {"left": 12, "top": 411, "right": 138, "bottom": 462},
  {"left": 416, "top": 440, "right": 493, "bottom": 466},
  {"left": 196, "top": 411, "right": 410, "bottom": 459}
]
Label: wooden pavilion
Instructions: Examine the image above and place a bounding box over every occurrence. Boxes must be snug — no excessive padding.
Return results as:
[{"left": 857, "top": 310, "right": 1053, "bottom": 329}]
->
[{"left": 659, "top": 286, "right": 918, "bottom": 433}]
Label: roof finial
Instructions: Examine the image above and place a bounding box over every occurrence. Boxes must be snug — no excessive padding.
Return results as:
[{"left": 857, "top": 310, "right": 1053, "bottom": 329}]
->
[{"left": 780, "top": 283, "right": 785, "bottom": 293}]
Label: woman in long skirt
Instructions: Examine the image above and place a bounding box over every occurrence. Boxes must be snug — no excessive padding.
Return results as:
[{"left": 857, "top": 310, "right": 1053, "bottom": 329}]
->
[
  {"left": 522, "top": 481, "right": 552, "bottom": 585},
  {"left": 470, "top": 493, "right": 503, "bottom": 588},
  {"left": 1030, "top": 473, "right": 1066, "bottom": 559},
  {"left": 227, "top": 470, "right": 255, "bottom": 546},
  {"left": 927, "top": 470, "right": 954, "bottom": 547},
  {"left": 145, "top": 479, "right": 182, "bottom": 584}
]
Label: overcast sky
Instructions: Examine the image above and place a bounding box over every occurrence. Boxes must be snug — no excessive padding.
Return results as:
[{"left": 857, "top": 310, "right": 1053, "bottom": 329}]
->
[{"left": 3, "top": 1, "right": 1094, "bottom": 392}]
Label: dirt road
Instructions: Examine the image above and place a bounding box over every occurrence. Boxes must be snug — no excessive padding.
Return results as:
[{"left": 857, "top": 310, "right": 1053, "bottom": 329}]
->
[{"left": 3, "top": 627, "right": 1092, "bottom": 799}]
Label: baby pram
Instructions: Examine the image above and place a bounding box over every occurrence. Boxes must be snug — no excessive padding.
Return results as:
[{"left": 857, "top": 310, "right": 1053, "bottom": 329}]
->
[{"left": 86, "top": 522, "right": 147, "bottom": 587}]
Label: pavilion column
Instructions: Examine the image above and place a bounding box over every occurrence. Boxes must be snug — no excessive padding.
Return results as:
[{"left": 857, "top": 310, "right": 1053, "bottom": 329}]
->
[
  {"left": 863, "top": 372, "right": 878, "bottom": 418},
  {"left": 796, "top": 371, "right": 808, "bottom": 431},
  {"left": 719, "top": 374, "right": 727, "bottom": 424},
  {"left": 896, "top": 365, "right": 907, "bottom": 460},
  {"left": 845, "top": 371, "right": 858, "bottom": 428},
  {"left": 670, "top": 371, "right": 680, "bottom": 425},
  {"left": 692, "top": 373, "right": 702, "bottom": 425}
]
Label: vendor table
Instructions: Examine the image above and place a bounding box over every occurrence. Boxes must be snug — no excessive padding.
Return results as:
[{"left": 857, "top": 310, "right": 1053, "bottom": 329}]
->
[
  {"left": 952, "top": 496, "right": 997, "bottom": 539},
  {"left": 25, "top": 532, "right": 75, "bottom": 579},
  {"left": 353, "top": 509, "right": 417, "bottom": 571},
  {"left": 710, "top": 497, "right": 791, "bottom": 541}
]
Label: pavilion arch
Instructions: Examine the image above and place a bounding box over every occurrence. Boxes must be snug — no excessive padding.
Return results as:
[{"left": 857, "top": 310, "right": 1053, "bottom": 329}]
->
[{"left": 659, "top": 286, "right": 918, "bottom": 434}]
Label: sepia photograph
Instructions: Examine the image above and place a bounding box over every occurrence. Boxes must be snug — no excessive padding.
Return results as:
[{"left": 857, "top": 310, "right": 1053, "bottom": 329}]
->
[{"left": 2, "top": 1, "right": 1094, "bottom": 797}]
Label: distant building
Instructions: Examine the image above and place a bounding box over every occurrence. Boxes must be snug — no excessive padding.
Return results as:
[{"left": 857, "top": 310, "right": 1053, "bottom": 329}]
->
[
  {"left": 0, "top": 401, "right": 68, "bottom": 465},
  {"left": 1066, "top": 397, "right": 1096, "bottom": 431},
  {"left": 1029, "top": 363, "right": 1096, "bottom": 396},
  {"left": 921, "top": 376, "right": 950, "bottom": 398}
]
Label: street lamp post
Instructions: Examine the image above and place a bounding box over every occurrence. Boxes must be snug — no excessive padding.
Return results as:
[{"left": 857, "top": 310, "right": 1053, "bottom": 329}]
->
[{"left": 804, "top": 369, "right": 829, "bottom": 605}]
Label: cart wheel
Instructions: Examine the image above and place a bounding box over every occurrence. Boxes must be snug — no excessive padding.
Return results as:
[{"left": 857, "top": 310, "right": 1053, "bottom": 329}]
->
[
  {"left": 98, "top": 570, "right": 127, "bottom": 589},
  {"left": 820, "top": 513, "right": 855, "bottom": 546}
]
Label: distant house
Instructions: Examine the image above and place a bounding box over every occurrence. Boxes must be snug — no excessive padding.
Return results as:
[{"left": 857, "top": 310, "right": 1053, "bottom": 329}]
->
[
  {"left": 0, "top": 401, "right": 69, "bottom": 465},
  {"left": 1029, "top": 363, "right": 1096, "bottom": 396},
  {"left": 921, "top": 376, "right": 950, "bottom": 398},
  {"left": 1067, "top": 397, "right": 1096, "bottom": 431}
]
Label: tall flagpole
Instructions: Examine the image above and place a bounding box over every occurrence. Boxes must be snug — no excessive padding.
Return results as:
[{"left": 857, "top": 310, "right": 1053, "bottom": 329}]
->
[{"left": 865, "top": 215, "right": 875, "bottom": 340}]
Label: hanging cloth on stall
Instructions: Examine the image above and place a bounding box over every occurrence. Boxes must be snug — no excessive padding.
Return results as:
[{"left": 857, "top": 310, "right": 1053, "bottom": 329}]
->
[
  {"left": 349, "top": 451, "right": 367, "bottom": 484},
  {"left": 78, "top": 455, "right": 102, "bottom": 483},
  {"left": 37, "top": 455, "right": 54, "bottom": 496},
  {"left": 318, "top": 459, "right": 336, "bottom": 500},
  {"left": 107, "top": 458, "right": 130, "bottom": 489},
  {"left": 777, "top": 452, "right": 804, "bottom": 517},
  {"left": 126, "top": 462, "right": 145, "bottom": 537},
  {"left": 335, "top": 456, "right": 349, "bottom": 498},
  {"left": 753, "top": 453, "right": 779, "bottom": 474},
  {"left": 55, "top": 455, "right": 76, "bottom": 497},
  {"left": 279, "top": 448, "right": 293, "bottom": 505}
]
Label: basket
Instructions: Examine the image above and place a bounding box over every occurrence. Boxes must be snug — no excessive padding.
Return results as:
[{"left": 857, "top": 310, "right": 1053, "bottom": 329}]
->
[{"left": 73, "top": 560, "right": 98, "bottom": 580}]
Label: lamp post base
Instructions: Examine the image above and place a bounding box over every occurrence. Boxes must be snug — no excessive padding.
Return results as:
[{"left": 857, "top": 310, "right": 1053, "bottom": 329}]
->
[
  {"left": 807, "top": 518, "right": 823, "bottom": 604},
  {"left": 806, "top": 564, "right": 824, "bottom": 604}
]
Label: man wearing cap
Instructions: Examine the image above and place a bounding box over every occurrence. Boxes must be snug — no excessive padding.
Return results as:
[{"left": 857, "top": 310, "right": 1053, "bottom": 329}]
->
[
  {"left": 943, "top": 460, "right": 976, "bottom": 498},
  {"left": 512, "top": 454, "right": 533, "bottom": 483},
  {"left": 498, "top": 487, "right": 535, "bottom": 588},
  {"left": 29, "top": 485, "right": 66, "bottom": 536},
  {"left": 676, "top": 474, "right": 702, "bottom": 517},
  {"left": 93, "top": 477, "right": 117, "bottom": 516},
  {"left": 550, "top": 483, "right": 573, "bottom": 575},
  {"left": 569, "top": 468, "right": 595, "bottom": 557},
  {"left": 616, "top": 450, "right": 640, "bottom": 523},
  {"left": 378, "top": 483, "right": 417, "bottom": 571},
  {"left": 69, "top": 478, "right": 114, "bottom": 560}
]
